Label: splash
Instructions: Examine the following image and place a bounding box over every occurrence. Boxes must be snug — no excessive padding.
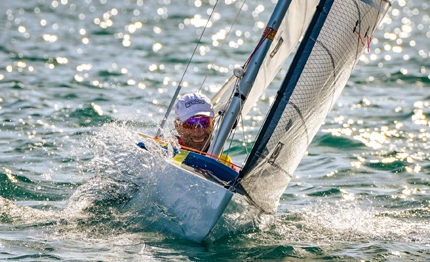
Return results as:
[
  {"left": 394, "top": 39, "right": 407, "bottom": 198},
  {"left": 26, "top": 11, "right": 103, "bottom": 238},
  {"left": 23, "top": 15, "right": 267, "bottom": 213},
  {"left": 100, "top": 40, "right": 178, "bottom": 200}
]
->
[
  {"left": 0, "top": 119, "right": 178, "bottom": 233},
  {"left": 206, "top": 195, "right": 264, "bottom": 243},
  {"left": 0, "top": 196, "right": 58, "bottom": 225},
  {"left": 262, "top": 202, "right": 430, "bottom": 244},
  {"left": 66, "top": 120, "right": 178, "bottom": 213}
]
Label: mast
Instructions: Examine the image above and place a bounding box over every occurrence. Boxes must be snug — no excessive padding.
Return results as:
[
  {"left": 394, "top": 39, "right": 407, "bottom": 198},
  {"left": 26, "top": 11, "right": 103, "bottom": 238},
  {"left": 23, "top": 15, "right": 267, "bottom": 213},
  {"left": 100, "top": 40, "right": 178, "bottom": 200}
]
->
[{"left": 208, "top": 0, "right": 293, "bottom": 157}]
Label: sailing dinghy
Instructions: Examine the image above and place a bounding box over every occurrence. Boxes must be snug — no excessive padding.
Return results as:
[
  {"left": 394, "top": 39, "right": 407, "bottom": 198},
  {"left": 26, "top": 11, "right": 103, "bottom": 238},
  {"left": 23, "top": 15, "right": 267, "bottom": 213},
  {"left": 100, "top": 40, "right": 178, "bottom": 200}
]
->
[{"left": 127, "top": 0, "right": 392, "bottom": 242}]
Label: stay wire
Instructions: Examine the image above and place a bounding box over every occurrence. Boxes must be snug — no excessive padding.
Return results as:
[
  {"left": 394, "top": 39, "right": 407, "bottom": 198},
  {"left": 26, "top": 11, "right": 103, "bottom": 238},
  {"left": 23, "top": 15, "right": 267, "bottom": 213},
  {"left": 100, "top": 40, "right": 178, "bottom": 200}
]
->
[
  {"left": 156, "top": 0, "right": 220, "bottom": 137},
  {"left": 209, "top": 77, "right": 239, "bottom": 155},
  {"left": 239, "top": 94, "right": 249, "bottom": 156},
  {"left": 198, "top": 0, "right": 248, "bottom": 92},
  {"left": 226, "top": 124, "right": 236, "bottom": 158},
  {"left": 223, "top": 77, "right": 242, "bottom": 158},
  {"left": 180, "top": 0, "right": 220, "bottom": 89}
]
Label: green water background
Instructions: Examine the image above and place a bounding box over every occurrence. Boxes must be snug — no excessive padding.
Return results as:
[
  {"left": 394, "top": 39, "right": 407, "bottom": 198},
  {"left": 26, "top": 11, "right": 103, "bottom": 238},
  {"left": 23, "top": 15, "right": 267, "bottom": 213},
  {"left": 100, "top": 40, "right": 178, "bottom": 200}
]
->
[{"left": 1, "top": 0, "right": 430, "bottom": 260}]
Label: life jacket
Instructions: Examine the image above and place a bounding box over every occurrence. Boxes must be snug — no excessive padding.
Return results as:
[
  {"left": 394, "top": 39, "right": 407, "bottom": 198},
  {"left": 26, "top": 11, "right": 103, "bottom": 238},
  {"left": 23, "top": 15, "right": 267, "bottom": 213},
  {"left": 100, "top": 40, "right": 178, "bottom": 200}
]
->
[{"left": 177, "top": 137, "right": 237, "bottom": 171}]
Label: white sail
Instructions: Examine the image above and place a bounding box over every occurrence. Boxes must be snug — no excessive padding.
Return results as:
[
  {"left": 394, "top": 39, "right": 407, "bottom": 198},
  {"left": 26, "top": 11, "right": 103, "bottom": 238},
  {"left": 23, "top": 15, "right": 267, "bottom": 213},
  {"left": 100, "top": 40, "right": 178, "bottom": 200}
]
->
[
  {"left": 239, "top": 0, "right": 393, "bottom": 214},
  {"left": 212, "top": 0, "right": 320, "bottom": 117}
]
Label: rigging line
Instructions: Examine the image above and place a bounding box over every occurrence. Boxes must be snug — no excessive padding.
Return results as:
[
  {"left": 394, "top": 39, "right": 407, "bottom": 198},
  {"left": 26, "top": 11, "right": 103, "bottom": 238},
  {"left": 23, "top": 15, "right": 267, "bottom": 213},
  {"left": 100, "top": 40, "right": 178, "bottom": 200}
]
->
[
  {"left": 198, "top": 0, "right": 248, "bottom": 92},
  {"left": 243, "top": 29, "right": 269, "bottom": 70},
  {"left": 243, "top": 23, "right": 277, "bottom": 71},
  {"left": 201, "top": 111, "right": 219, "bottom": 154},
  {"left": 225, "top": 79, "right": 244, "bottom": 157},
  {"left": 155, "top": 0, "right": 220, "bottom": 137},
  {"left": 237, "top": 84, "right": 249, "bottom": 157},
  {"left": 210, "top": 77, "right": 240, "bottom": 155},
  {"left": 209, "top": 109, "right": 224, "bottom": 155},
  {"left": 226, "top": 123, "right": 236, "bottom": 158},
  {"left": 240, "top": 103, "right": 249, "bottom": 156},
  {"left": 180, "top": 0, "right": 220, "bottom": 88}
]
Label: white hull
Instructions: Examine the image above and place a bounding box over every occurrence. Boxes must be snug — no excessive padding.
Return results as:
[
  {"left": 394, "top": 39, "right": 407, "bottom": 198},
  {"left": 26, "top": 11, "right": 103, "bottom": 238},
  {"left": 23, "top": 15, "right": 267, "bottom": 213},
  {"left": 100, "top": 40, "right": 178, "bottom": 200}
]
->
[{"left": 120, "top": 160, "right": 234, "bottom": 242}]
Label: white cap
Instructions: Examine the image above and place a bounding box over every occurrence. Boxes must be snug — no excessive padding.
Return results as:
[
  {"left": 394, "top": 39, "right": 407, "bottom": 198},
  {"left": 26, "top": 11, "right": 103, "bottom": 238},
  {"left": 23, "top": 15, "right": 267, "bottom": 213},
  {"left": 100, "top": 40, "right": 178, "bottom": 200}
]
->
[{"left": 175, "top": 93, "right": 214, "bottom": 122}]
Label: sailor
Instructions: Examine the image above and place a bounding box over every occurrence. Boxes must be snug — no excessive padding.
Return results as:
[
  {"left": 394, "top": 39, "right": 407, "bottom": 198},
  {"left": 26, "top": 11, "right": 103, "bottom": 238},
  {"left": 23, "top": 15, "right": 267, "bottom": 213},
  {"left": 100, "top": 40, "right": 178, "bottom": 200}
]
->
[
  {"left": 174, "top": 93, "right": 214, "bottom": 152},
  {"left": 174, "top": 93, "right": 238, "bottom": 171}
]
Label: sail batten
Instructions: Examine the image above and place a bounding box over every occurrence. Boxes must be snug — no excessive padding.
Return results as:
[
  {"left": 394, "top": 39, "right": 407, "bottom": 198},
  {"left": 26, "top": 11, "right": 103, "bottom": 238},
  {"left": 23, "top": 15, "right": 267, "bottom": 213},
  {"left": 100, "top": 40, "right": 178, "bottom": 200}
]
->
[{"left": 239, "top": 0, "right": 392, "bottom": 214}]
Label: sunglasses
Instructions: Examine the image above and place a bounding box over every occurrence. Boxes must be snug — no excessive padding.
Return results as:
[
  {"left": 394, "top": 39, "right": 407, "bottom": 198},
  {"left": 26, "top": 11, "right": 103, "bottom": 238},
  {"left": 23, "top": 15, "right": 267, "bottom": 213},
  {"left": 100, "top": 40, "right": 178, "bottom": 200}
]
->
[{"left": 181, "top": 116, "right": 212, "bottom": 129}]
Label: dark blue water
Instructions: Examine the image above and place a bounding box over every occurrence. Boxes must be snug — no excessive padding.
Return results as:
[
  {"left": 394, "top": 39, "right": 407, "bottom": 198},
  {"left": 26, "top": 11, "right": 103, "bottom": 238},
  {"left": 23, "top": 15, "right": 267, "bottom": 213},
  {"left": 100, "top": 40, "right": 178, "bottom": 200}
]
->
[{"left": 1, "top": 0, "right": 430, "bottom": 260}]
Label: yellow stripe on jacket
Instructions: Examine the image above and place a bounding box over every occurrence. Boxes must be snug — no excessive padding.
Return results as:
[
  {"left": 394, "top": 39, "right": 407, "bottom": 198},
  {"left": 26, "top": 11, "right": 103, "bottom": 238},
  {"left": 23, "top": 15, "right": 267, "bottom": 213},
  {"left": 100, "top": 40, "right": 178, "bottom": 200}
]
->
[{"left": 173, "top": 150, "right": 234, "bottom": 169}]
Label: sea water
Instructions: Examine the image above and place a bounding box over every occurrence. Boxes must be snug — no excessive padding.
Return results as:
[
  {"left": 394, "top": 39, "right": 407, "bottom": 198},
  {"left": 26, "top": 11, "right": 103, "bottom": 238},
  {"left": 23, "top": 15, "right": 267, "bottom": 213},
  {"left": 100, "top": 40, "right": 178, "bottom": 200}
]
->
[{"left": 1, "top": 0, "right": 430, "bottom": 260}]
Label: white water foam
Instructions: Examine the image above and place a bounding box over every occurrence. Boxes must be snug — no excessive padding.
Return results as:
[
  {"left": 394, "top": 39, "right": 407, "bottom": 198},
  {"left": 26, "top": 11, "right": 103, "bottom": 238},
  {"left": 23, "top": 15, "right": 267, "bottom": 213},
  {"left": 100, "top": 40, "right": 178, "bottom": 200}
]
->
[{"left": 265, "top": 202, "right": 430, "bottom": 245}]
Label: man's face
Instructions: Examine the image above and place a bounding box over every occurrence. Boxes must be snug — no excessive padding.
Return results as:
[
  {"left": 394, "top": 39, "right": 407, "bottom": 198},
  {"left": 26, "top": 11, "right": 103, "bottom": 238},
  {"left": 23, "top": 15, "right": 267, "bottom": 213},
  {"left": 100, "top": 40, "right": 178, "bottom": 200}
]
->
[{"left": 174, "top": 115, "right": 214, "bottom": 151}]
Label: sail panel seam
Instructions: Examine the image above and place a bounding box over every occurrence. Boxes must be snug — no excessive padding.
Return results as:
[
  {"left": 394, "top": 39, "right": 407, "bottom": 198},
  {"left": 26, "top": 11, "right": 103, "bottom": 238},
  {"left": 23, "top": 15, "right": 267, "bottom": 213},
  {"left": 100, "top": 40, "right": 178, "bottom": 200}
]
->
[
  {"left": 314, "top": 39, "right": 337, "bottom": 113},
  {"left": 287, "top": 101, "right": 310, "bottom": 146}
]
